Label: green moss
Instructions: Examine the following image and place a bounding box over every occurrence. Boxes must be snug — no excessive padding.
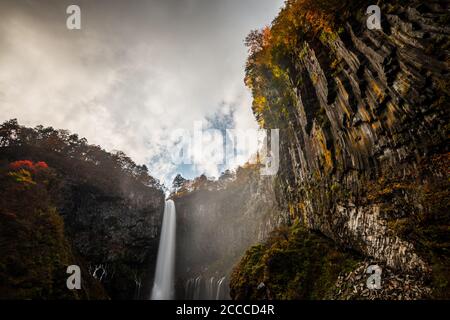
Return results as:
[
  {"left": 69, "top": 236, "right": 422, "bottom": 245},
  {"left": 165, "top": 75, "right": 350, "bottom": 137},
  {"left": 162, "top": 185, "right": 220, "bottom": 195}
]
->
[
  {"left": 230, "top": 220, "right": 360, "bottom": 300},
  {"left": 330, "top": 183, "right": 340, "bottom": 193}
]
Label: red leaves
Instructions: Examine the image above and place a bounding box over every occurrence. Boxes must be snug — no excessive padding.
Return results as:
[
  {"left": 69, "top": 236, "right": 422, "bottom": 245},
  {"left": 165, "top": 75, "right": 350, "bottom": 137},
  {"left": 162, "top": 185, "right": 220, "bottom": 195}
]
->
[
  {"left": 7, "top": 160, "right": 49, "bottom": 185},
  {"left": 9, "top": 160, "right": 49, "bottom": 172},
  {"left": 35, "top": 161, "right": 49, "bottom": 169}
]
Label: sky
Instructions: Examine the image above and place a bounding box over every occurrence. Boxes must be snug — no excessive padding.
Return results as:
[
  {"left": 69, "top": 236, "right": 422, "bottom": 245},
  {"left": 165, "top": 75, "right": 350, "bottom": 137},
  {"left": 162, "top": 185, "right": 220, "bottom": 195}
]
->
[{"left": 0, "top": 0, "right": 284, "bottom": 186}]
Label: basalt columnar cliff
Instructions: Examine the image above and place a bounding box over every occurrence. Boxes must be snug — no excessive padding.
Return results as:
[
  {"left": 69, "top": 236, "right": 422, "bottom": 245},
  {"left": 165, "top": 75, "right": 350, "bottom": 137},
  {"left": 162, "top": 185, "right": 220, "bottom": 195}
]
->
[
  {"left": 234, "top": 0, "right": 449, "bottom": 299},
  {"left": 0, "top": 120, "right": 165, "bottom": 299},
  {"left": 175, "top": 0, "right": 449, "bottom": 300}
]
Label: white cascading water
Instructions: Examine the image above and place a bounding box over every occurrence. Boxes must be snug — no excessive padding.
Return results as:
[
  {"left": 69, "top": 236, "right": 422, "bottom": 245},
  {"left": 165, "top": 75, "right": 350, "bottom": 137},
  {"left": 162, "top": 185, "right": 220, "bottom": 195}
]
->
[
  {"left": 151, "top": 199, "right": 176, "bottom": 300},
  {"left": 185, "top": 276, "right": 229, "bottom": 300}
]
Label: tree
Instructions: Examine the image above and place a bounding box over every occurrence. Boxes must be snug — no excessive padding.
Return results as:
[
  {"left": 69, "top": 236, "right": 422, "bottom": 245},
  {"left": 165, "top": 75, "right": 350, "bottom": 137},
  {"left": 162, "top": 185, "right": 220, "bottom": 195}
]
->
[
  {"left": 172, "top": 174, "right": 187, "bottom": 192},
  {"left": 245, "top": 29, "right": 264, "bottom": 56}
]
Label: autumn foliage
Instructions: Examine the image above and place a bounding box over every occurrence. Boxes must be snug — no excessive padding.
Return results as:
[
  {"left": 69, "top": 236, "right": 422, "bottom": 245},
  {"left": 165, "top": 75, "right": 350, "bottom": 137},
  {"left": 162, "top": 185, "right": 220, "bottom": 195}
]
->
[
  {"left": 0, "top": 118, "right": 162, "bottom": 197},
  {"left": 244, "top": 0, "right": 364, "bottom": 127},
  {"left": 9, "top": 160, "right": 49, "bottom": 171}
]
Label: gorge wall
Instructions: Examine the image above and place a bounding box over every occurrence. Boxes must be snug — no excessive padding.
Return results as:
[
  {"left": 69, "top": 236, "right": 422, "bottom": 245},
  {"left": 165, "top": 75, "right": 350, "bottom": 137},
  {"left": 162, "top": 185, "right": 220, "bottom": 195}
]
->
[
  {"left": 172, "top": 166, "right": 285, "bottom": 299},
  {"left": 230, "top": 0, "right": 449, "bottom": 299},
  {"left": 171, "top": 0, "right": 449, "bottom": 300}
]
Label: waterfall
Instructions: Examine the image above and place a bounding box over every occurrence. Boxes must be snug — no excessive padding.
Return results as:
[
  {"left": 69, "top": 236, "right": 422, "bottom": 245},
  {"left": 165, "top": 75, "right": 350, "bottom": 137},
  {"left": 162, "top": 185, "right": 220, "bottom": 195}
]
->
[
  {"left": 151, "top": 200, "right": 176, "bottom": 300},
  {"left": 193, "top": 276, "right": 202, "bottom": 300},
  {"left": 184, "top": 275, "right": 229, "bottom": 300},
  {"left": 216, "top": 277, "right": 226, "bottom": 300}
]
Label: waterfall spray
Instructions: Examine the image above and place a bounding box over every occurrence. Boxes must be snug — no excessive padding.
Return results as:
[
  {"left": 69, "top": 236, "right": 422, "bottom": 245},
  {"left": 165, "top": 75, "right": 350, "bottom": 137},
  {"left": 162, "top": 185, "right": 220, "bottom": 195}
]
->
[{"left": 151, "top": 200, "right": 176, "bottom": 300}]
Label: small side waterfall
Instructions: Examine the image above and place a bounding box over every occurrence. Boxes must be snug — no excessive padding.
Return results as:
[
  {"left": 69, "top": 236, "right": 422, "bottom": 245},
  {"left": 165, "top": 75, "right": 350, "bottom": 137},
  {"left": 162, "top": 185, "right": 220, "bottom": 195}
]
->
[
  {"left": 215, "top": 277, "right": 226, "bottom": 300},
  {"left": 151, "top": 200, "right": 176, "bottom": 300},
  {"left": 185, "top": 276, "right": 229, "bottom": 300}
]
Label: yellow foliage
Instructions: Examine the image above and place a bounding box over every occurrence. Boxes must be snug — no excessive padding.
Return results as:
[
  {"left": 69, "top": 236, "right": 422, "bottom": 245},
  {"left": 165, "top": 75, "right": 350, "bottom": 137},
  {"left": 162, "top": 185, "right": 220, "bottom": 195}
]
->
[
  {"left": 315, "top": 128, "right": 333, "bottom": 170},
  {"left": 370, "top": 80, "right": 384, "bottom": 101},
  {"left": 8, "top": 169, "right": 36, "bottom": 185},
  {"left": 272, "top": 65, "right": 283, "bottom": 78},
  {"left": 253, "top": 95, "right": 267, "bottom": 114}
]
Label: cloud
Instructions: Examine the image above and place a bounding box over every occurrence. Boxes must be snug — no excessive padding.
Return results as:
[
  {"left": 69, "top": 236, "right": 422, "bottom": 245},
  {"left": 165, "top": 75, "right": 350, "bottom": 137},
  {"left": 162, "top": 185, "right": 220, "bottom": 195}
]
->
[{"left": 0, "top": 0, "right": 283, "bottom": 186}]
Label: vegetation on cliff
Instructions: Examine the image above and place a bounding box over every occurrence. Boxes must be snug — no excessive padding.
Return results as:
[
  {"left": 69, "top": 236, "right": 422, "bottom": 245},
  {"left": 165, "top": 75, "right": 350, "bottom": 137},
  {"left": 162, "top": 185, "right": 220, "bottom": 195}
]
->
[
  {"left": 0, "top": 119, "right": 165, "bottom": 299},
  {"left": 244, "top": 0, "right": 368, "bottom": 128},
  {"left": 230, "top": 219, "right": 360, "bottom": 300},
  {"left": 0, "top": 160, "right": 106, "bottom": 299}
]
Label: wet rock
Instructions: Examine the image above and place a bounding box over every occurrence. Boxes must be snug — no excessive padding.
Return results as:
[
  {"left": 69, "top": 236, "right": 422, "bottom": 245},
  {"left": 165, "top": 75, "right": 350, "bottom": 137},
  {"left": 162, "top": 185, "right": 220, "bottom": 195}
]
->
[{"left": 331, "top": 261, "right": 432, "bottom": 300}]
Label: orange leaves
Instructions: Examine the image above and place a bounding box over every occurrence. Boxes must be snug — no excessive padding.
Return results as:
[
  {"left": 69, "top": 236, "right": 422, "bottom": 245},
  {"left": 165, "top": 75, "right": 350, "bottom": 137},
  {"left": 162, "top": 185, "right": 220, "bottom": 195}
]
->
[
  {"left": 244, "top": 0, "right": 347, "bottom": 129},
  {"left": 35, "top": 161, "right": 49, "bottom": 169},
  {"left": 262, "top": 26, "right": 272, "bottom": 48},
  {"left": 7, "top": 160, "right": 49, "bottom": 185},
  {"left": 304, "top": 10, "right": 333, "bottom": 35},
  {"left": 9, "top": 160, "right": 34, "bottom": 170},
  {"left": 9, "top": 160, "right": 49, "bottom": 172}
]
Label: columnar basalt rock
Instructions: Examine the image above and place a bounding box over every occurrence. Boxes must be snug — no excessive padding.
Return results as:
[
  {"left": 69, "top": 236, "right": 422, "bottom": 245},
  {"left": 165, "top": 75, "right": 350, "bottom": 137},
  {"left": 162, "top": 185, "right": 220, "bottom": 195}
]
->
[{"left": 239, "top": 0, "right": 449, "bottom": 298}]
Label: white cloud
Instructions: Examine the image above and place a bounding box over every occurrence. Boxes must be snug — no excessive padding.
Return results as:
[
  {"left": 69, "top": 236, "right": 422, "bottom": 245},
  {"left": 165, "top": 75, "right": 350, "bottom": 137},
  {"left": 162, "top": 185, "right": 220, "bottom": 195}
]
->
[{"left": 0, "top": 0, "right": 283, "bottom": 186}]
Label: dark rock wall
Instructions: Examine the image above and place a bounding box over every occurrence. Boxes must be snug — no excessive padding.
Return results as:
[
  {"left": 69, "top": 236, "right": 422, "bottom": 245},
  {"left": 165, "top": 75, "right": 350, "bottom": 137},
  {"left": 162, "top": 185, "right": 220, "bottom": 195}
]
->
[{"left": 59, "top": 180, "right": 164, "bottom": 299}]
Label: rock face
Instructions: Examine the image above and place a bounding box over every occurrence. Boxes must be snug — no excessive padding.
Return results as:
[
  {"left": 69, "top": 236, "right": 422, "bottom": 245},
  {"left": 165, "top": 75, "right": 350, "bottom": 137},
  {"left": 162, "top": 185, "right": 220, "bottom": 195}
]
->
[
  {"left": 172, "top": 166, "right": 285, "bottom": 299},
  {"left": 332, "top": 261, "right": 432, "bottom": 300},
  {"left": 59, "top": 178, "right": 164, "bottom": 299},
  {"left": 0, "top": 162, "right": 108, "bottom": 299},
  {"left": 232, "top": 0, "right": 449, "bottom": 298}
]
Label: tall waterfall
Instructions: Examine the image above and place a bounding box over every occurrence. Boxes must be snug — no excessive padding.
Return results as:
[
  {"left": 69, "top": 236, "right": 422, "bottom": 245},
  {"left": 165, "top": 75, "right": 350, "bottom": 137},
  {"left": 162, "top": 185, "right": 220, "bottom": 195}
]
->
[{"left": 151, "top": 200, "right": 176, "bottom": 300}]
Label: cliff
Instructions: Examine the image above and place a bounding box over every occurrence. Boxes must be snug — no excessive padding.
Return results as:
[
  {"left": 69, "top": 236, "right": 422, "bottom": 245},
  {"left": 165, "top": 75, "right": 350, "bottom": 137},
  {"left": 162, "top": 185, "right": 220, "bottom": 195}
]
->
[
  {"left": 0, "top": 120, "right": 165, "bottom": 299},
  {"left": 230, "top": 0, "right": 449, "bottom": 299},
  {"left": 172, "top": 166, "right": 285, "bottom": 299},
  {"left": 2, "top": 0, "right": 448, "bottom": 300}
]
